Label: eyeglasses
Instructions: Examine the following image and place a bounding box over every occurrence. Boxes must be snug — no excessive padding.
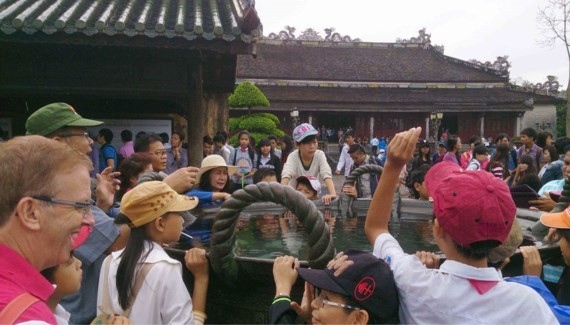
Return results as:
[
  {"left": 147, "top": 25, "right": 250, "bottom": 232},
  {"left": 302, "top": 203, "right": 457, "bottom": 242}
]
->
[
  {"left": 152, "top": 150, "right": 167, "bottom": 157},
  {"left": 32, "top": 195, "right": 95, "bottom": 218},
  {"left": 314, "top": 287, "right": 361, "bottom": 311},
  {"left": 60, "top": 132, "right": 90, "bottom": 139}
]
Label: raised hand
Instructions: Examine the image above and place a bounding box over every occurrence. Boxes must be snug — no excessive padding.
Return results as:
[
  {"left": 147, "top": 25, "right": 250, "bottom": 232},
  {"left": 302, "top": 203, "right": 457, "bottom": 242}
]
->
[
  {"left": 385, "top": 127, "right": 422, "bottom": 170},
  {"left": 164, "top": 166, "right": 200, "bottom": 193},
  {"left": 96, "top": 166, "right": 121, "bottom": 211}
]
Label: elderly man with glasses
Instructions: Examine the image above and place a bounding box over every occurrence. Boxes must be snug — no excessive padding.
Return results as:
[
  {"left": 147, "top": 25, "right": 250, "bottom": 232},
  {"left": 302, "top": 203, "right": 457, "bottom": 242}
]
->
[
  {"left": 24, "top": 102, "right": 129, "bottom": 324},
  {"left": 0, "top": 136, "right": 95, "bottom": 323}
]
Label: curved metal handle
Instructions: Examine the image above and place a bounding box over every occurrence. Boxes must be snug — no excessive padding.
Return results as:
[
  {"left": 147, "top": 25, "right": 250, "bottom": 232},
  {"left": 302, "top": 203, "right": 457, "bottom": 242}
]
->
[
  {"left": 209, "top": 182, "right": 335, "bottom": 285},
  {"left": 344, "top": 165, "right": 383, "bottom": 186}
]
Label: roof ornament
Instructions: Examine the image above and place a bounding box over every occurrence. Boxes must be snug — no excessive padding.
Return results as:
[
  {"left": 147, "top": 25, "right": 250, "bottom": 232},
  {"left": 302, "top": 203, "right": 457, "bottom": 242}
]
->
[
  {"left": 534, "top": 75, "right": 560, "bottom": 95},
  {"left": 265, "top": 26, "right": 360, "bottom": 42},
  {"left": 469, "top": 56, "right": 511, "bottom": 78},
  {"left": 396, "top": 28, "right": 432, "bottom": 49}
]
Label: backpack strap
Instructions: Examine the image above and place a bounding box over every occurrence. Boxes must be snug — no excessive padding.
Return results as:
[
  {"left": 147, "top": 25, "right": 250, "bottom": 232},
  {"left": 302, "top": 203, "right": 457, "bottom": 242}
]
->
[
  {"left": 123, "top": 263, "right": 155, "bottom": 317},
  {"left": 98, "top": 255, "right": 113, "bottom": 315},
  {"left": 0, "top": 293, "right": 40, "bottom": 324},
  {"left": 536, "top": 147, "right": 543, "bottom": 167}
]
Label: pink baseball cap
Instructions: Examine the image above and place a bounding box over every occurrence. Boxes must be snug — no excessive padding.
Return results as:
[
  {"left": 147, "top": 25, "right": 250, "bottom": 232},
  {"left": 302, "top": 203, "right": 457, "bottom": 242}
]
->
[
  {"left": 424, "top": 162, "right": 516, "bottom": 247},
  {"left": 296, "top": 175, "right": 321, "bottom": 195}
]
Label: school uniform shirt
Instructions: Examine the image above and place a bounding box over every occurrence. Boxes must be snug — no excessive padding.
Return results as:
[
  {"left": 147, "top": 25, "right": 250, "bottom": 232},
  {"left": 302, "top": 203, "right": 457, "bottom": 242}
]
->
[
  {"left": 466, "top": 158, "right": 481, "bottom": 171},
  {"left": 97, "top": 241, "right": 194, "bottom": 324},
  {"left": 336, "top": 144, "right": 353, "bottom": 176},
  {"left": 54, "top": 304, "right": 71, "bottom": 325},
  {"left": 256, "top": 153, "right": 282, "bottom": 180},
  {"left": 281, "top": 149, "right": 332, "bottom": 189},
  {"left": 229, "top": 147, "right": 257, "bottom": 185},
  {"left": 373, "top": 233, "right": 558, "bottom": 324}
]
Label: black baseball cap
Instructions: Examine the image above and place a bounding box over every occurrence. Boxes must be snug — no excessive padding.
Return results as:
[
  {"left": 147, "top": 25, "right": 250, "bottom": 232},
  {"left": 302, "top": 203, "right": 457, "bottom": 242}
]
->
[{"left": 297, "top": 250, "right": 399, "bottom": 321}]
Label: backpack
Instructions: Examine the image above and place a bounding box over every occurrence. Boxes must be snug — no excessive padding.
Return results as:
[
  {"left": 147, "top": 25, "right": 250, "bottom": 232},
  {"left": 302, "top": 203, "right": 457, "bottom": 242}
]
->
[
  {"left": 0, "top": 293, "right": 40, "bottom": 324},
  {"left": 92, "top": 255, "right": 154, "bottom": 324}
]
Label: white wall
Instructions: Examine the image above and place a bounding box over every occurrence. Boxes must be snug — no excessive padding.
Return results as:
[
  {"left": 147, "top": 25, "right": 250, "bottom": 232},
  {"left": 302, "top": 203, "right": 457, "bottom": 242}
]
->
[
  {"left": 95, "top": 119, "right": 172, "bottom": 149},
  {"left": 520, "top": 104, "right": 557, "bottom": 137}
]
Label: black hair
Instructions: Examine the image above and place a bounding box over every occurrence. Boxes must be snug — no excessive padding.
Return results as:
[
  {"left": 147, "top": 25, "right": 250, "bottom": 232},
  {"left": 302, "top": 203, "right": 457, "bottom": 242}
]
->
[
  {"left": 135, "top": 131, "right": 146, "bottom": 139},
  {"left": 296, "top": 177, "right": 317, "bottom": 196},
  {"left": 520, "top": 128, "right": 538, "bottom": 142},
  {"left": 519, "top": 155, "right": 539, "bottom": 175},
  {"left": 408, "top": 165, "right": 429, "bottom": 199},
  {"left": 555, "top": 137, "right": 570, "bottom": 155},
  {"left": 347, "top": 143, "right": 365, "bottom": 154},
  {"left": 299, "top": 134, "right": 318, "bottom": 144},
  {"left": 468, "top": 135, "right": 481, "bottom": 145},
  {"left": 494, "top": 133, "right": 509, "bottom": 144},
  {"left": 472, "top": 145, "right": 488, "bottom": 156},
  {"left": 253, "top": 168, "right": 277, "bottom": 184},
  {"left": 544, "top": 145, "right": 559, "bottom": 164},
  {"left": 198, "top": 168, "right": 232, "bottom": 193},
  {"left": 258, "top": 138, "right": 272, "bottom": 148},
  {"left": 134, "top": 133, "right": 163, "bottom": 153},
  {"left": 117, "top": 153, "right": 154, "bottom": 201},
  {"left": 117, "top": 227, "right": 154, "bottom": 310},
  {"left": 213, "top": 134, "right": 225, "bottom": 143},
  {"left": 267, "top": 135, "right": 278, "bottom": 142},
  {"left": 487, "top": 143, "right": 510, "bottom": 179},
  {"left": 203, "top": 135, "right": 214, "bottom": 145},
  {"left": 446, "top": 135, "right": 461, "bottom": 162},
  {"left": 121, "top": 130, "right": 133, "bottom": 142},
  {"left": 98, "top": 128, "right": 114, "bottom": 144},
  {"left": 537, "top": 131, "right": 553, "bottom": 149},
  {"left": 417, "top": 141, "right": 431, "bottom": 161},
  {"left": 216, "top": 130, "right": 229, "bottom": 142},
  {"left": 564, "top": 144, "right": 570, "bottom": 156},
  {"left": 237, "top": 131, "right": 256, "bottom": 160},
  {"left": 453, "top": 240, "right": 500, "bottom": 260},
  {"left": 159, "top": 132, "right": 169, "bottom": 144},
  {"left": 280, "top": 135, "right": 294, "bottom": 156},
  {"left": 172, "top": 131, "right": 185, "bottom": 142},
  {"left": 344, "top": 130, "right": 355, "bottom": 139}
]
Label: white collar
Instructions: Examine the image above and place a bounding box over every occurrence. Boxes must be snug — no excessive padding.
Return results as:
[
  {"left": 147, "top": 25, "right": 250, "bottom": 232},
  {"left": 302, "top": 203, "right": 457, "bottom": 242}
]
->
[{"left": 438, "top": 260, "right": 503, "bottom": 281}]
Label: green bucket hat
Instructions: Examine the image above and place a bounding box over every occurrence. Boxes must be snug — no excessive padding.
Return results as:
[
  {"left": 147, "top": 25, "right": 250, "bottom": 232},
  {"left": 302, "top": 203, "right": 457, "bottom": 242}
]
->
[{"left": 26, "top": 102, "right": 103, "bottom": 136}]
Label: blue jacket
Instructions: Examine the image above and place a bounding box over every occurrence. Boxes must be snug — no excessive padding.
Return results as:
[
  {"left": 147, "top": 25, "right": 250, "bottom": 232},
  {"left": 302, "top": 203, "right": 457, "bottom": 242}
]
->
[
  {"left": 506, "top": 276, "right": 570, "bottom": 324},
  {"left": 186, "top": 189, "right": 224, "bottom": 207}
]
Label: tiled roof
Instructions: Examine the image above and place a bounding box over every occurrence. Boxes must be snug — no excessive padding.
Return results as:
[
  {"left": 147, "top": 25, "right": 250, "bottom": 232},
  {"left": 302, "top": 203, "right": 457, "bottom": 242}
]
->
[
  {"left": 237, "top": 42, "right": 507, "bottom": 83},
  {"left": 0, "top": 0, "right": 258, "bottom": 43},
  {"left": 256, "top": 85, "right": 533, "bottom": 112}
]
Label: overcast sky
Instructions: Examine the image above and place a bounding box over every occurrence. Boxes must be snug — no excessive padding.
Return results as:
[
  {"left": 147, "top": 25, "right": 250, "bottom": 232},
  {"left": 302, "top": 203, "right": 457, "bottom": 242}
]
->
[{"left": 255, "top": 0, "right": 568, "bottom": 87}]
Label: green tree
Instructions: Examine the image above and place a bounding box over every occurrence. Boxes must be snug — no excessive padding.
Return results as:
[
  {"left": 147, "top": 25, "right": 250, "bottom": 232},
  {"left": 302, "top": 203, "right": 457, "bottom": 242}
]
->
[
  {"left": 228, "top": 81, "right": 270, "bottom": 116},
  {"left": 228, "top": 113, "right": 285, "bottom": 145}
]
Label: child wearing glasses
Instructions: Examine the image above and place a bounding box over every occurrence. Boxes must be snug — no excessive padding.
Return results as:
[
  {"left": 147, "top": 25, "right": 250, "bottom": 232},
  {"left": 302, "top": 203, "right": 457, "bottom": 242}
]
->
[{"left": 269, "top": 250, "right": 399, "bottom": 324}]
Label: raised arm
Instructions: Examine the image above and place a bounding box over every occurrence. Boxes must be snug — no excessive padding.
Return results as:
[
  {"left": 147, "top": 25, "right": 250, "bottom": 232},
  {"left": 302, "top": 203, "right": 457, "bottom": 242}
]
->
[{"left": 365, "top": 127, "right": 421, "bottom": 244}]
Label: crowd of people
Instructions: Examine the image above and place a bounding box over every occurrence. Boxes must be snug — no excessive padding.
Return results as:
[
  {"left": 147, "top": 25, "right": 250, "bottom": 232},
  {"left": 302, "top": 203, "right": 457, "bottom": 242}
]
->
[{"left": 1, "top": 101, "right": 570, "bottom": 324}]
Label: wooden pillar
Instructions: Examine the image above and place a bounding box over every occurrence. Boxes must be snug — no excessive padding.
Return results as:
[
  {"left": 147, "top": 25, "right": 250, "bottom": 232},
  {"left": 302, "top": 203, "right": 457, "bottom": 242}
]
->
[
  {"left": 187, "top": 63, "right": 205, "bottom": 168},
  {"left": 480, "top": 113, "right": 485, "bottom": 139},
  {"left": 369, "top": 116, "right": 374, "bottom": 140},
  {"left": 425, "top": 116, "right": 430, "bottom": 140}
]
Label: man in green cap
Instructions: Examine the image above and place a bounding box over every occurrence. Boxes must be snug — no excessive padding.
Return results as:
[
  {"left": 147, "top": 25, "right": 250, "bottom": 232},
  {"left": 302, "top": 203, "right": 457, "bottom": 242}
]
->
[
  {"left": 26, "top": 102, "right": 103, "bottom": 156},
  {"left": 25, "top": 102, "right": 128, "bottom": 323}
]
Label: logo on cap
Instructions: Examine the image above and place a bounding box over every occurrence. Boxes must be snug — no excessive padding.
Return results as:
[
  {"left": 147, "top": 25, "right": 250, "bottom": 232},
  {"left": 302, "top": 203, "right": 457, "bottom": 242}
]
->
[{"left": 354, "top": 277, "right": 375, "bottom": 301}]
